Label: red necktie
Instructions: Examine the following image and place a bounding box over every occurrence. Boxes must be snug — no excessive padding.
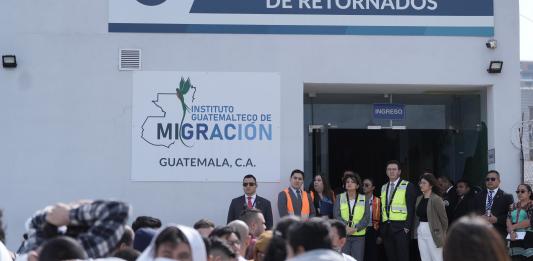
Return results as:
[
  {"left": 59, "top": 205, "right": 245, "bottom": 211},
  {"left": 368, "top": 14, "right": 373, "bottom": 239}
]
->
[{"left": 247, "top": 196, "right": 253, "bottom": 208}]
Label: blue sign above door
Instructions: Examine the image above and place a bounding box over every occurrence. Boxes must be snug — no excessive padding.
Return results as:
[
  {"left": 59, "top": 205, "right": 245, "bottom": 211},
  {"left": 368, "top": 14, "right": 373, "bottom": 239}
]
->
[{"left": 373, "top": 103, "right": 405, "bottom": 120}]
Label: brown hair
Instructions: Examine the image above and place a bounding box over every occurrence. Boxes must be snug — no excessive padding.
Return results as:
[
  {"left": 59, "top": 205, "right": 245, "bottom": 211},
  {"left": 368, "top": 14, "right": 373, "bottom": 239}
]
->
[
  {"left": 443, "top": 216, "right": 510, "bottom": 261},
  {"left": 419, "top": 173, "right": 442, "bottom": 197}
]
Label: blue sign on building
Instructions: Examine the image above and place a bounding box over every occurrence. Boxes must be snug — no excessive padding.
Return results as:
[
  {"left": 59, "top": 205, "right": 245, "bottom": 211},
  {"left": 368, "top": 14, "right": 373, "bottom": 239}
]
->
[
  {"left": 373, "top": 103, "right": 405, "bottom": 120},
  {"left": 109, "top": 0, "right": 494, "bottom": 36}
]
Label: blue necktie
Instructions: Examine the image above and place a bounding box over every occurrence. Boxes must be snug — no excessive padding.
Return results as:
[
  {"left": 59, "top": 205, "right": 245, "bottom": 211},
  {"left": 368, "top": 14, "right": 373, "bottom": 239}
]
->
[{"left": 486, "top": 190, "right": 494, "bottom": 211}]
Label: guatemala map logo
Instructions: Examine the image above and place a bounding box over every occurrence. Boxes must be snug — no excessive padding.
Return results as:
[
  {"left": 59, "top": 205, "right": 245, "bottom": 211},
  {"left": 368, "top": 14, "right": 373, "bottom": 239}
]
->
[{"left": 141, "top": 77, "right": 197, "bottom": 148}]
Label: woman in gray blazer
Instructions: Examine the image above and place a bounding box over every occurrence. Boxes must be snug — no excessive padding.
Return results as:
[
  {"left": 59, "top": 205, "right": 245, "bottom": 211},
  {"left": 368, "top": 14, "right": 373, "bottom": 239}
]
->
[{"left": 414, "top": 173, "right": 448, "bottom": 261}]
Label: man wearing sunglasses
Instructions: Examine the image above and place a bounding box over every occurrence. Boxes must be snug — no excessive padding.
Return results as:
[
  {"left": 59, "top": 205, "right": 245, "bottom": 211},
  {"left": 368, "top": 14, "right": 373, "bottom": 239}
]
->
[
  {"left": 472, "top": 170, "right": 514, "bottom": 238},
  {"left": 227, "top": 174, "right": 273, "bottom": 230}
]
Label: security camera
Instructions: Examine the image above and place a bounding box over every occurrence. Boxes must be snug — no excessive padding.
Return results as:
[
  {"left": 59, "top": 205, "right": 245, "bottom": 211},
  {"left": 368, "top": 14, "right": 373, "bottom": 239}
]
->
[{"left": 486, "top": 39, "right": 497, "bottom": 49}]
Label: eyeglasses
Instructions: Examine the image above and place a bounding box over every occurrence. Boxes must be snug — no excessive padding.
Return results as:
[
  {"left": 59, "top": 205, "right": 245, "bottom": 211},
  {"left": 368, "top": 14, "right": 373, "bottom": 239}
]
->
[
  {"left": 486, "top": 177, "right": 497, "bottom": 182},
  {"left": 516, "top": 190, "right": 528, "bottom": 194},
  {"left": 243, "top": 182, "right": 256, "bottom": 187},
  {"left": 363, "top": 183, "right": 372, "bottom": 187}
]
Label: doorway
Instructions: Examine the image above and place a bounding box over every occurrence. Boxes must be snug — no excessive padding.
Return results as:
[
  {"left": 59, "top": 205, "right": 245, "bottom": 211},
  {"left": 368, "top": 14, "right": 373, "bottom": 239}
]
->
[{"left": 304, "top": 92, "right": 488, "bottom": 192}]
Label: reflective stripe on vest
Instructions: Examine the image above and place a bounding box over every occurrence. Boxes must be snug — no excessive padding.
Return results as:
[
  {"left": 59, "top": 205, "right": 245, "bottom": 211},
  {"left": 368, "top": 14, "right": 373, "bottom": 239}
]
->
[
  {"left": 283, "top": 188, "right": 310, "bottom": 218},
  {"left": 339, "top": 192, "right": 366, "bottom": 236},
  {"left": 381, "top": 180, "right": 409, "bottom": 222}
]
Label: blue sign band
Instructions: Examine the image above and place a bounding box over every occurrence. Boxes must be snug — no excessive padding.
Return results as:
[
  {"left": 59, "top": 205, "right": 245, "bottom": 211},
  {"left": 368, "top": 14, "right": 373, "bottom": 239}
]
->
[
  {"left": 108, "top": 23, "right": 494, "bottom": 36},
  {"left": 189, "top": 0, "right": 493, "bottom": 16}
]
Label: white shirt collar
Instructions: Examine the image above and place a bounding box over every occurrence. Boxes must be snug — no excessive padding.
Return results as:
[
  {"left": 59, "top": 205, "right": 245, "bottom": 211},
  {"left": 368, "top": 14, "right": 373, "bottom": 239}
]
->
[
  {"left": 290, "top": 186, "right": 301, "bottom": 195},
  {"left": 245, "top": 194, "right": 257, "bottom": 201},
  {"left": 390, "top": 178, "right": 400, "bottom": 187},
  {"left": 446, "top": 186, "right": 453, "bottom": 193},
  {"left": 487, "top": 188, "right": 499, "bottom": 194}
]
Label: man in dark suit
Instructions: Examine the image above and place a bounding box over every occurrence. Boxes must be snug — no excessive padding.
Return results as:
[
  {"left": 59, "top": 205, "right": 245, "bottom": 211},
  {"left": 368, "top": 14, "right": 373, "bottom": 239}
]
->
[
  {"left": 451, "top": 179, "right": 473, "bottom": 223},
  {"left": 471, "top": 170, "right": 514, "bottom": 238},
  {"left": 380, "top": 160, "right": 416, "bottom": 261},
  {"left": 227, "top": 174, "right": 273, "bottom": 230},
  {"left": 438, "top": 176, "right": 458, "bottom": 225}
]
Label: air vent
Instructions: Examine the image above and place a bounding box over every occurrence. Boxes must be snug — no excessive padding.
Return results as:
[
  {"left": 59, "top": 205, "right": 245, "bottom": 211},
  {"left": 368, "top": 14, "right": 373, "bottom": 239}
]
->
[{"left": 119, "top": 49, "right": 141, "bottom": 71}]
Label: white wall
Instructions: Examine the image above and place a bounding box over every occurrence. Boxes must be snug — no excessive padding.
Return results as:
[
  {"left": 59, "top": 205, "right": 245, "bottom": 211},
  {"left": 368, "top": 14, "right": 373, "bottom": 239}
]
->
[{"left": 0, "top": 0, "right": 520, "bottom": 249}]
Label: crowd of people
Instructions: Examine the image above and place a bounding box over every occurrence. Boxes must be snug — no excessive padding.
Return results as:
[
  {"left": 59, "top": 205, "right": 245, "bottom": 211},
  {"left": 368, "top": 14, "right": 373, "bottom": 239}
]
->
[{"left": 0, "top": 160, "right": 530, "bottom": 261}]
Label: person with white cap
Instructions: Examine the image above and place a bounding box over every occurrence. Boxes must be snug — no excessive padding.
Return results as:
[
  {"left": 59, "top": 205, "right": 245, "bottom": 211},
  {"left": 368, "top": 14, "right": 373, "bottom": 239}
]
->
[{"left": 137, "top": 224, "right": 207, "bottom": 261}]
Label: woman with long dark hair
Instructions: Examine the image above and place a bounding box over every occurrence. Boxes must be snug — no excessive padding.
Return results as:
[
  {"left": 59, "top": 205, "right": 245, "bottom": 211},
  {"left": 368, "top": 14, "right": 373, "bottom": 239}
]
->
[
  {"left": 414, "top": 173, "right": 448, "bottom": 261},
  {"left": 308, "top": 174, "right": 335, "bottom": 218},
  {"left": 507, "top": 183, "right": 533, "bottom": 260}
]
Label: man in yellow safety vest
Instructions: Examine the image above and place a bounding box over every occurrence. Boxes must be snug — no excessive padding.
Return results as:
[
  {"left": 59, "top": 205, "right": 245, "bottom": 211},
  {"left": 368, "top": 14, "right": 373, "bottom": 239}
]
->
[{"left": 380, "top": 160, "right": 416, "bottom": 261}]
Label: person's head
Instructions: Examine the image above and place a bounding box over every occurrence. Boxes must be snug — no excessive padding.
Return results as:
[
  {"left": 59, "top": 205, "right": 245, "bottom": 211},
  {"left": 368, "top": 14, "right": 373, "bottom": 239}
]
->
[
  {"left": 312, "top": 174, "right": 325, "bottom": 193},
  {"left": 263, "top": 234, "right": 288, "bottom": 261},
  {"left": 113, "top": 248, "right": 141, "bottom": 261},
  {"left": 328, "top": 220, "right": 347, "bottom": 252},
  {"left": 133, "top": 227, "right": 157, "bottom": 252},
  {"left": 363, "top": 178, "right": 376, "bottom": 195},
  {"left": 242, "top": 174, "right": 257, "bottom": 196},
  {"left": 253, "top": 231, "right": 273, "bottom": 261},
  {"left": 227, "top": 220, "right": 249, "bottom": 257},
  {"left": 273, "top": 216, "right": 301, "bottom": 239},
  {"left": 38, "top": 236, "right": 88, "bottom": 261},
  {"left": 287, "top": 219, "right": 331, "bottom": 257},
  {"left": 386, "top": 160, "right": 401, "bottom": 181},
  {"left": 208, "top": 238, "right": 238, "bottom": 261},
  {"left": 443, "top": 216, "right": 510, "bottom": 261},
  {"left": 342, "top": 170, "right": 355, "bottom": 179},
  {"left": 154, "top": 226, "right": 192, "bottom": 261},
  {"left": 516, "top": 184, "right": 533, "bottom": 201},
  {"left": 132, "top": 216, "right": 162, "bottom": 232},
  {"left": 456, "top": 180, "right": 471, "bottom": 197},
  {"left": 438, "top": 176, "right": 453, "bottom": 191},
  {"left": 485, "top": 170, "right": 501, "bottom": 190},
  {"left": 239, "top": 208, "right": 266, "bottom": 238},
  {"left": 209, "top": 226, "right": 241, "bottom": 256},
  {"left": 194, "top": 219, "right": 216, "bottom": 238},
  {"left": 290, "top": 169, "right": 304, "bottom": 189},
  {"left": 419, "top": 173, "right": 442, "bottom": 196},
  {"left": 342, "top": 173, "right": 362, "bottom": 193}
]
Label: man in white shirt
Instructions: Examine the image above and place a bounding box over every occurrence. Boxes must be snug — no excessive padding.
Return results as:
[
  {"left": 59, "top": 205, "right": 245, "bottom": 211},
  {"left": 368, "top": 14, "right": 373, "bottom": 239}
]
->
[
  {"left": 472, "top": 170, "right": 513, "bottom": 238},
  {"left": 227, "top": 174, "right": 273, "bottom": 229}
]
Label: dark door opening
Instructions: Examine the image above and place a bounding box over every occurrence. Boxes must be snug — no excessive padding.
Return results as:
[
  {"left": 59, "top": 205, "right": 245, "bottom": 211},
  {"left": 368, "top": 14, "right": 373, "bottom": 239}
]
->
[{"left": 328, "top": 129, "right": 487, "bottom": 192}]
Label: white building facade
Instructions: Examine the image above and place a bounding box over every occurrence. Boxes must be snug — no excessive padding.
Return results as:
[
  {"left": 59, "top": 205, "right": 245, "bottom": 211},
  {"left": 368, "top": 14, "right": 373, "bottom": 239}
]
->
[{"left": 0, "top": 0, "right": 521, "bottom": 249}]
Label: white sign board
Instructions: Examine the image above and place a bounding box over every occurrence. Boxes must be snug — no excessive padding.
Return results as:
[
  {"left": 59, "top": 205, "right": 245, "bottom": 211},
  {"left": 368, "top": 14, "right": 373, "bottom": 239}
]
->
[{"left": 132, "top": 72, "right": 280, "bottom": 182}]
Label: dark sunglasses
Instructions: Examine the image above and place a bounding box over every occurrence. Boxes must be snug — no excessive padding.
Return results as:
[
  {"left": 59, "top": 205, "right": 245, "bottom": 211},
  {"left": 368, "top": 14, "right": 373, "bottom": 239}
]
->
[
  {"left": 516, "top": 190, "right": 528, "bottom": 194},
  {"left": 486, "top": 177, "right": 497, "bottom": 182},
  {"left": 243, "top": 182, "right": 256, "bottom": 187}
]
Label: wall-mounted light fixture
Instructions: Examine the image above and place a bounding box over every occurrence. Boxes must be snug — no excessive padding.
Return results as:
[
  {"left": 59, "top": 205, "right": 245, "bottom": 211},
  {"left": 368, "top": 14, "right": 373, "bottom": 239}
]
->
[
  {"left": 487, "top": 61, "right": 503, "bottom": 73},
  {"left": 2, "top": 55, "right": 17, "bottom": 68}
]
